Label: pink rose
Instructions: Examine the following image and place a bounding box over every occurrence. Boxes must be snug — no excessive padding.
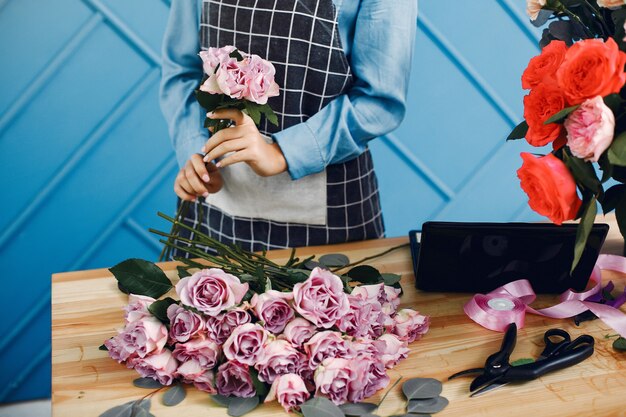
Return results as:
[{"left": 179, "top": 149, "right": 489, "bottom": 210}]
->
[
  {"left": 373, "top": 334, "right": 409, "bottom": 369},
  {"left": 250, "top": 290, "right": 294, "bottom": 334},
  {"left": 350, "top": 338, "right": 378, "bottom": 360},
  {"left": 564, "top": 96, "right": 615, "bottom": 162},
  {"left": 105, "top": 316, "right": 168, "bottom": 362},
  {"left": 392, "top": 309, "right": 430, "bottom": 343},
  {"left": 293, "top": 268, "right": 350, "bottom": 329},
  {"left": 280, "top": 318, "right": 316, "bottom": 348},
  {"left": 216, "top": 361, "right": 256, "bottom": 398},
  {"left": 167, "top": 304, "right": 205, "bottom": 343},
  {"left": 265, "top": 374, "right": 311, "bottom": 412},
  {"left": 303, "top": 331, "right": 353, "bottom": 369},
  {"left": 206, "top": 308, "right": 251, "bottom": 344},
  {"left": 198, "top": 45, "right": 237, "bottom": 75},
  {"left": 124, "top": 294, "right": 155, "bottom": 323},
  {"left": 176, "top": 268, "right": 249, "bottom": 315},
  {"left": 336, "top": 294, "right": 382, "bottom": 338},
  {"left": 314, "top": 358, "right": 353, "bottom": 405},
  {"left": 177, "top": 360, "right": 216, "bottom": 394},
  {"left": 351, "top": 284, "right": 400, "bottom": 315},
  {"left": 131, "top": 350, "right": 178, "bottom": 386},
  {"left": 223, "top": 323, "right": 269, "bottom": 366},
  {"left": 240, "top": 54, "right": 280, "bottom": 105},
  {"left": 526, "top": 0, "right": 547, "bottom": 20},
  {"left": 254, "top": 340, "right": 306, "bottom": 384},
  {"left": 172, "top": 338, "right": 220, "bottom": 369},
  {"left": 349, "top": 357, "right": 390, "bottom": 402},
  {"left": 200, "top": 58, "right": 248, "bottom": 99}
]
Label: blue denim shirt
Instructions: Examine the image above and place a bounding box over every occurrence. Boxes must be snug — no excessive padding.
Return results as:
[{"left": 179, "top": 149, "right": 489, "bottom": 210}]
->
[{"left": 160, "top": 0, "right": 418, "bottom": 180}]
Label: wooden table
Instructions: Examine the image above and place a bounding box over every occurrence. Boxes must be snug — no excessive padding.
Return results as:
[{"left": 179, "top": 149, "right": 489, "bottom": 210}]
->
[{"left": 52, "top": 217, "right": 626, "bottom": 417}]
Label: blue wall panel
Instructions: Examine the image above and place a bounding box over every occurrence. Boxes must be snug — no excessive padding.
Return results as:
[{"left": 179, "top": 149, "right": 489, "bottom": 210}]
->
[{"left": 0, "top": 0, "right": 545, "bottom": 402}]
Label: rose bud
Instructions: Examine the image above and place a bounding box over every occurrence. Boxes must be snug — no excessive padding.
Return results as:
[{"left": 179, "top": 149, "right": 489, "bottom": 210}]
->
[{"left": 265, "top": 374, "right": 310, "bottom": 412}]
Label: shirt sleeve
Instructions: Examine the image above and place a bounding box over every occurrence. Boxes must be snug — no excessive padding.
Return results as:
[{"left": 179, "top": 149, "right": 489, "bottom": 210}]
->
[
  {"left": 159, "top": 0, "right": 208, "bottom": 169},
  {"left": 272, "top": 0, "right": 418, "bottom": 180}
]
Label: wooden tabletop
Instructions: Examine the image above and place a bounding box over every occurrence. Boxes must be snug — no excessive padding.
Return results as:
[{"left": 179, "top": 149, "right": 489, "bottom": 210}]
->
[{"left": 51, "top": 216, "right": 626, "bottom": 417}]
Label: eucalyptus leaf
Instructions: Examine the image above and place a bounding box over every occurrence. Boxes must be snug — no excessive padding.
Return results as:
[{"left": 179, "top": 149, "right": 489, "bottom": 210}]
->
[
  {"left": 227, "top": 396, "right": 260, "bottom": 417},
  {"left": 381, "top": 273, "right": 402, "bottom": 286},
  {"left": 511, "top": 358, "right": 535, "bottom": 366},
  {"left": 132, "top": 408, "right": 154, "bottom": 417},
  {"left": 506, "top": 120, "right": 528, "bottom": 140},
  {"left": 572, "top": 197, "right": 597, "bottom": 273},
  {"left": 346, "top": 265, "right": 382, "bottom": 284},
  {"left": 300, "top": 397, "right": 345, "bottom": 417},
  {"left": 162, "top": 384, "right": 186, "bottom": 406},
  {"left": 109, "top": 259, "right": 173, "bottom": 299},
  {"left": 133, "top": 377, "right": 164, "bottom": 389},
  {"left": 339, "top": 402, "right": 378, "bottom": 416},
  {"left": 406, "top": 397, "right": 449, "bottom": 414},
  {"left": 210, "top": 394, "right": 233, "bottom": 407},
  {"left": 99, "top": 399, "right": 150, "bottom": 417},
  {"left": 401, "top": 378, "right": 442, "bottom": 400},
  {"left": 319, "top": 253, "right": 350, "bottom": 268},
  {"left": 544, "top": 104, "right": 580, "bottom": 125},
  {"left": 305, "top": 260, "right": 324, "bottom": 270},
  {"left": 613, "top": 337, "right": 626, "bottom": 351},
  {"left": 608, "top": 132, "right": 626, "bottom": 166},
  {"left": 148, "top": 298, "right": 177, "bottom": 324}
]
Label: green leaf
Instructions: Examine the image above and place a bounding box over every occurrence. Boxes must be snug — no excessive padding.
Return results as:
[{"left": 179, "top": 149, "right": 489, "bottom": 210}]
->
[
  {"left": 511, "top": 358, "right": 535, "bottom": 366},
  {"left": 195, "top": 90, "right": 224, "bottom": 112},
  {"left": 598, "top": 153, "right": 613, "bottom": 183},
  {"left": 339, "top": 402, "right": 378, "bottom": 416},
  {"left": 381, "top": 273, "right": 402, "bottom": 286},
  {"left": 571, "top": 197, "right": 597, "bottom": 273},
  {"left": 615, "top": 191, "right": 626, "bottom": 246},
  {"left": 544, "top": 104, "right": 580, "bottom": 125},
  {"left": 147, "top": 298, "right": 177, "bottom": 324},
  {"left": 319, "top": 253, "right": 350, "bottom": 268},
  {"left": 507, "top": 120, "right": 529, "bottom": 140},
  {"left": 300, "top": 397, "right": 345, "bottom": 417},
  {"left": 260, "top": 105, "right": 278, "bottom": 126},
  {"left": 609, "top": 132, "right": 626, "bottom": 166},
  {"left": 401, "top": 378, "right": 442, "bottom": 400},
  {"left": 210, "top": 394, "right": 233, "bottom": 407},
  {"left": 249, "top": 368, "right": 269, "bottom": 398},
  {"left": 346, "top": 265, "right": 382, "bottom": 284},
  {"left": 99, "top": 399, "right": 150, "bottom": 417},
  {"left": 162, "top": 384, "right": 186, "bottom": 406},
  {"left": 227, "top": 396, "right": 260, "bottom": 417},
  {"left": 109, "top": 259, "right": 173, "bottom": 299},
  {"left": 604, "top": 93, "right": 623, "bottom": 113},
  {"left": 243, "top": 102, "right": 262, "bottom": 125},
  {"left": 229, "top": 49, "right": 244, "bottom": 61},
  {"left": 99, "top": 343, "right": 109, "bottom": 351},
  {"left": 562, "top": 150, "right": 601, "bottom": 193},
  {"left": 613, "top": 337, "right": 626, "bottom": 351},
  {"left": 177, "top": 266, "right": 192, "bottom": 279},
  {"left": 601, "top": 184, "right": 626, "bottom": 214},
  {"left": 133, "top": 377, "right": 163, "bottom": 389}
]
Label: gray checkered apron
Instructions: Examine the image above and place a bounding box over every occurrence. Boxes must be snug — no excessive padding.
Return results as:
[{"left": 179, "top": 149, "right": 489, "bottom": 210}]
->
[{"left": 176, "top": 0, "right": 384, "bottom": 253}]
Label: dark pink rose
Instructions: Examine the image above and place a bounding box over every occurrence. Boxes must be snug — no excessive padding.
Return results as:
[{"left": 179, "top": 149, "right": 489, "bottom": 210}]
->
[
  {"left": 373, "top": 334, "right": 409, "bottom": 369},
  {"left": 172, "top": 337, "right": 220, "bottom": 369},
  {"left": 176, "top": 359, "right": 216, "bottom": 394},
  {"left": 250, "top": 290, "right": 294, "bottom": 334},
  {"left": 314, "top": 358, "right": 353, "bottom": 405},
  {"left": 265, "top": 374, "right": 311, "bottom": 412},
  {"left": 176, "top": 268, "right": 249, "bottom": 315},
  {"left": 254, "top": 340, "right": 306, "bottom": 384},
  {"left": 167, "top": 304, "right": 205, "bottom": 343},
  {"left": 216, "top": 361, "right": 256, "bottom": 398},
  {"left": 131, "top": 350, "right": 178, "bottom": 386},
  {"left": 336, "top": 294, "right": 382, "bottom": 338},
  {"left": 280, "top": 318, "right": 316, "bottom": 348},
  {"left": 293, "top": 268, "right": 350, "bottom": 329},
  {"left": 303, "top": 331, "right": 352, "bottom": 369},
  {"left": 223, "top": 323, "right": 269, "bottom": 366},
  {"left": 124, "top": 294, "right": 155, "bottom": 323},
  {"left": 206, "top": 308, "right": 251, "bottom": 344},
  {"left": 105, "top": 316, "right": 167, "bottom": 362},
  {"left": 392, "top": 309, "right": 430, "bottom": 343}
]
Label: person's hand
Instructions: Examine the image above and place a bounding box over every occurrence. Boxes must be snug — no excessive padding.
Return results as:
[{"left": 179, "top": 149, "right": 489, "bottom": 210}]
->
[
  {"left": 174, "top": 154, "right": 223, "bottom": 201},
  {"left": 202, "top": 109, "right": 287, "bottom": 177}
]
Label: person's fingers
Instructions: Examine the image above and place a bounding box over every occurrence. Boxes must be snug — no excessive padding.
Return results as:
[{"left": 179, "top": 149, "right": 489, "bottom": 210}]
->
[
  {"left": 174, "top": 172, "right": 196, "bottom": 201},
  {"left": 202, "top": 126, "right": 244, "bottom": 154},
  {"left": 208, "top": 108, "right": 245, "bottom": 125},
  {"left": 205, "top": 138, "right": 248, "bottom": 163},
  {"left": 216, "top": 149, "right": 250, "bottom": 169},
  {"left": 185, "top": 163, "right": 209, "bottom": 197},
  {"left": 190, "top": 154, "right": 210, "bottom": 183}
]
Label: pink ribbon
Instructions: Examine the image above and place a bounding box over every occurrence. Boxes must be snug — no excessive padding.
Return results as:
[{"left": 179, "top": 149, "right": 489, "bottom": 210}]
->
[{"left": 464, "top": 254, "right": 626, "bottom": 337}]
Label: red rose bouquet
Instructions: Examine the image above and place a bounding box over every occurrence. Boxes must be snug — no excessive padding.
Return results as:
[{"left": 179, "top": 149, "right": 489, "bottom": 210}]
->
[{"left": 511, "top": 1, "right": 626, "bottom": 268}]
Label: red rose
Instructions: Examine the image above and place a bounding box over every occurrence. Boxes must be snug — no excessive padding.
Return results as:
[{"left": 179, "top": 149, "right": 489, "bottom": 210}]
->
[
  {"left": 556, "top": 37, "right": 626, "bottom": 105},
  {"left": 522, "top": 40, "right": 567, "bottom": 90},
  {"left": 523, "top": 84, "right": 565, "bottom": 147},
  {"left": 517, "top": 153, "right": 582, "bottom": 225}
]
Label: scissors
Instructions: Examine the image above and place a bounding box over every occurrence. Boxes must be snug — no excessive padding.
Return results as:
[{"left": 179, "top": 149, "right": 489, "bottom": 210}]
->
[{"left": 448, "top": 323, "right": 594, "bottom": 397}]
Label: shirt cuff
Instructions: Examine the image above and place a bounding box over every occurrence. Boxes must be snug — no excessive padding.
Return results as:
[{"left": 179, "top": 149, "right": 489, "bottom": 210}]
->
[
  {"left": 273, "top": 123, "right": 325, "bottom": 180},
  {"left": 175, "top": 133, "right": 207, "bottom": 168}
]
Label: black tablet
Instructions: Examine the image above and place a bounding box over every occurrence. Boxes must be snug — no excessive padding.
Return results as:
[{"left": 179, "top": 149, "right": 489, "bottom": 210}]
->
[{"left": 410, "top": 222, "right": 609, "bottom": 294}]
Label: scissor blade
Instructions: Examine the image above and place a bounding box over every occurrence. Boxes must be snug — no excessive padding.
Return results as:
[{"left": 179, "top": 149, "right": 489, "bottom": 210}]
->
[
  {"left": 469, "top": 374, "right": 501, "bottom": 392},
  {"left": 470, "top": 381, "right": 509, "bottom": 397},
  {"left": 448, "top": 368, "right": 484, "bottom": 380}
]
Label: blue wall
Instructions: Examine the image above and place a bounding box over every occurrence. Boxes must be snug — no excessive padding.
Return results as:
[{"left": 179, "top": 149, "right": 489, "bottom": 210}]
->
[{"left": 0, "top": 0, "right": 542, "bottom": 402}]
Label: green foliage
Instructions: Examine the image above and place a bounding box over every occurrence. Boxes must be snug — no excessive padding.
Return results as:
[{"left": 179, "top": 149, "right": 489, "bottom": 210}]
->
[
  {"left": 148, "top": 298, "right": 177, "bottom": 324},
  {"left": 162, "top": 384, "right": 186, "bottom": 406},
  {"left": 109, "top": 259, "right": 173, "bottom": 299},
  {"left": 572, "top": 197, "right": 597, "bottom": 273},
  {"left": 507, "top": 121, "right": 528, "bottom": 140}
]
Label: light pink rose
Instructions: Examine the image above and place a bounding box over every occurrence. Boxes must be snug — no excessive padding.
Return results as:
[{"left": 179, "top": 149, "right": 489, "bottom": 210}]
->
[
  {"left": 105, "top": 316, "right": 168, "bottom": 362},
  {"left": 597, "top": 0, "right": 626, "bottom": 8},
  {"left": 176, "top": 360, "right": 216, "bottom": 394},
  {"left": 564, "top": 95, "right": 615, "bottom": 162},
  {"left": 167, "top": 304, "right": 205, "bottom": 343},
  {"left": 350, "top": 338, "right": 378, "bottom": 360},
  {"left": 240, "top": 54, "right": 280, "bottom": 105},
  {"left": 206, "top": 308, "right": 251, "bottom": 344},
  {"left": 373, "top": 334, "right": 409, "bottom": 369},
  {"left": 172, "top": 338, "right": 220, "bottom": 369},
  {"left": 223, "top": 323, "right": 269, "bottom": 366},
  {"left": 176, "top": 268, "right": 249, "bottom": 315},
  {"left": 250, "top": 290, "right": 294, "bottom": 334},
  {"left": 392, "top": 309, "right": 430, "bottom": 343},
  {"left": 526, "top": 0, "right": 547, "bottom": 20},
  {"left": 293, "top": 268, "right": 350, "bottom": 329},
  {"left": 131, "top": 350, "right": 178, "bottom": 386},
  {"left": 349, "top": 357, "right": 389, "bottom": 402},
  {"left": 265, "top": 374, "right": 311, "bottom": 412},
  {"left": 124, "top": 294, "right": 155, "bottom": 323},
  {"left": 254, "top": 340, "right": 306, "bottom": 384},
  {"left": 314, "top": 358, "right": 353, "bottom": 405},
  {"left": 336, "top": 294, "right": 382, "bottom": 338},
  {"left": 198, "top": 45, "right": 237, "bottom": 75},
  {"left": 280, "top": 318, "right": 317, "bottom": 348},
  {"left": 303, "top": 331, "right": 353, "bottom": 369},
  {"left": 351, "top": 283, "right": 400, "bottom": 315},
  {"left": 200, "top": 58, "right": 248, "bottom": 99},
  {"left": 216, "top": 361, "right": 256, "bottom": 398}
]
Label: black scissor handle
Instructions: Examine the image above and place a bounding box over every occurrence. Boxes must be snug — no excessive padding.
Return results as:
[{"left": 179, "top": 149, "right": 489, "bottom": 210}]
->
[{"left": 541, "top": 329, "right": 571, "bottom": 358}]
